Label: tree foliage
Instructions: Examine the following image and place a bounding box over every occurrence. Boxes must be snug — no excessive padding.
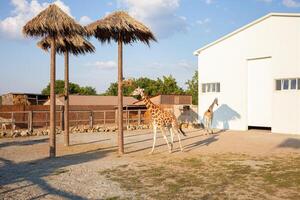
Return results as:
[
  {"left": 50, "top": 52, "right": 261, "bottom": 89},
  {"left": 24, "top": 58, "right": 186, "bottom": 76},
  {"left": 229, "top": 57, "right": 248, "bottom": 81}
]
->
[
  {"left": 185, "top": 70, "right": 198, "bottom": 105},
  {"left": 41, "top": 80, "right": 97, "bottom": 95},
  {"left": 103, "top": 75, "right": 185, "bottom": 98}
]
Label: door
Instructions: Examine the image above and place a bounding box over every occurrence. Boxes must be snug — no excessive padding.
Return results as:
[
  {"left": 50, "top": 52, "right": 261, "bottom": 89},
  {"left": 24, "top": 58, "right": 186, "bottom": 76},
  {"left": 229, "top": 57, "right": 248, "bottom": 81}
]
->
[{"left": 247, "top": 58, "right": 272, "bottom": 127}]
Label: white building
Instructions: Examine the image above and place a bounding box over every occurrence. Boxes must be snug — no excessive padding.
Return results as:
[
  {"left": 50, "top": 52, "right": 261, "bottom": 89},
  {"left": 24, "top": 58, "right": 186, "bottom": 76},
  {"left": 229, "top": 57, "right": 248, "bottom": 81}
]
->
[{"left": 194, "top": 13, "right": 300, "bottom": 135}]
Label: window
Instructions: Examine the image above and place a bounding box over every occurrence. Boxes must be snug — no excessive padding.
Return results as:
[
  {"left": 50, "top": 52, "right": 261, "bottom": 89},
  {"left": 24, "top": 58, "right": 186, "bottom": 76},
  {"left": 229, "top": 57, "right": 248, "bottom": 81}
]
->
[
  {"left": 202, "top": 82, "right": 221, "bottom": 93},
  {"left": 275, "top": 78, "right": 300, "bottom": 91},
  {"left": 291, "top": 79, "right": 297, "bottom": 90}
]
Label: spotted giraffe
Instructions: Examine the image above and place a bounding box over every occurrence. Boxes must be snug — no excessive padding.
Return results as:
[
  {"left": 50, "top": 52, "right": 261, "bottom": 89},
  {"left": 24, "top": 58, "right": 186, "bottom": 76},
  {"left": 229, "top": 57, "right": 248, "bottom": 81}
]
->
[
  {"left": 203, "top": 98, "right": 218, "bottom": 134},
  {"left": 132, "top": 87, "right": 186, "bottom": 154}
]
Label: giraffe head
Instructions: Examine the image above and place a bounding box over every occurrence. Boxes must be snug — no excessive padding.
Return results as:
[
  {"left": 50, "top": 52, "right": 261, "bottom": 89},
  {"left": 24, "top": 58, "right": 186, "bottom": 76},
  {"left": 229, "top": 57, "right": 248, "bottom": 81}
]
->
[
  {"left": 214, "top": 98, "right": 219, "bottom": 106},
  {"left": 131, "top": 87, "right": 145, "bottom": 96}
]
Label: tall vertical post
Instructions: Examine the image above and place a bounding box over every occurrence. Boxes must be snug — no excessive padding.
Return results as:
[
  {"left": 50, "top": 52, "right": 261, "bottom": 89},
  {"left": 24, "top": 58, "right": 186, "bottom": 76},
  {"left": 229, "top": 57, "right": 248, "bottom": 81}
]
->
[
  {"left": 28, "top": 111, "right": 33, "bottom": 133},
  {"left": 64, "top": 51, "right": 70, "bottom": 146},
  {"left": 50, "top": 37, "right": 56, "bottom": 158},
  {"left": 118, "top": 36, "right": 124, "bottom": 154}
]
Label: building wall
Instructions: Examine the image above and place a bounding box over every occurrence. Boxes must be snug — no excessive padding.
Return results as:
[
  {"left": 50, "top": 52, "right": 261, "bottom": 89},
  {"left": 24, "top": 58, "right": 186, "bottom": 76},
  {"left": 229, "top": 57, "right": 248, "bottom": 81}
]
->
[{"left": 197, "top": 15, "right": 300, "bottom": 134}]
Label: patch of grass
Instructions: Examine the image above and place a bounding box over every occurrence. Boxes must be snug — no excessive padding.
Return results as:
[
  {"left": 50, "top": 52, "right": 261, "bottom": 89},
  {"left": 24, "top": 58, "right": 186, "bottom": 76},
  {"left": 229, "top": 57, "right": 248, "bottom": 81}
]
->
[
  {"left": 98, "top": 154, "right": 300, "bottom": 199},
  {"left": 104, "top": 197, "right": 121, "bottom": 200}
]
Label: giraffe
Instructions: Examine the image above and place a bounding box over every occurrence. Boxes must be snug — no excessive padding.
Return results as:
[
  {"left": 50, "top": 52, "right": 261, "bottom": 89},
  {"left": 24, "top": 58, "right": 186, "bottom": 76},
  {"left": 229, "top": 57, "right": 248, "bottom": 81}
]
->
[
  {"left": 132, "top": 87, "right": 186, "bottom": 154},
  {"left": 203, "top": 98, "right": 218, "bottom": 134}
]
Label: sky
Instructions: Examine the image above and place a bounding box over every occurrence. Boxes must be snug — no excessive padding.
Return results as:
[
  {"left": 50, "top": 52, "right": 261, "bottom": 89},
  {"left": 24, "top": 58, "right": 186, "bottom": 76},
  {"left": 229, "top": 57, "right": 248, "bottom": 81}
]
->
[{"left": 1, "top": 0, "right": 300, "bottom": 95}]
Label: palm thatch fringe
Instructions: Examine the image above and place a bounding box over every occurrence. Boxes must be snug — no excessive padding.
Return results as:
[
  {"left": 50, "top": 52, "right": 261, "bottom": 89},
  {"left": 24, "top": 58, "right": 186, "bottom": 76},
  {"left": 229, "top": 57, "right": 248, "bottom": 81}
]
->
[
  {"left": 37, "top": 35, "right": 95, "bottom": 55},
  {"left": 85, "top": 11, "right": 156, "bottom": 45},
  {"left": 23, "top": 4, "right": 86, "bottom": 38}
]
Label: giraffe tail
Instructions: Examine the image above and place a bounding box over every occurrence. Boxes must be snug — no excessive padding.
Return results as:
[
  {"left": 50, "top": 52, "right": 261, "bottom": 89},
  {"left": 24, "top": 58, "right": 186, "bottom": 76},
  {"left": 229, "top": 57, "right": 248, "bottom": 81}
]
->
[{"left": 179, "top": 123, "right": 187, "bottom": 136}]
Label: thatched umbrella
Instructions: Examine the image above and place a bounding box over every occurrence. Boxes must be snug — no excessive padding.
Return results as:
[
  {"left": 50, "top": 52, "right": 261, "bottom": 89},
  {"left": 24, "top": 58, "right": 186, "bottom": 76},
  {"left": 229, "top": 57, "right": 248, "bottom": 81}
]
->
[
  {"left": 23, "top": 4, "right": 86, "bottom": 157},
  {"left": 86, "top": 11, "right": 156, "bottom": 154},
  {"left": 38, "top": 35, "right": 95, "bottom": 146}
]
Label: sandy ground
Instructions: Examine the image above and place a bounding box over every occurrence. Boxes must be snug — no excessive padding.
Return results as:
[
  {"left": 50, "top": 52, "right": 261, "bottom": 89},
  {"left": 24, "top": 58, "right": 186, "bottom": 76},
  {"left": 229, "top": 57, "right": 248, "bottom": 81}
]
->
[{"left": 0, "top": 129, "right": 300, "bottom": 199}]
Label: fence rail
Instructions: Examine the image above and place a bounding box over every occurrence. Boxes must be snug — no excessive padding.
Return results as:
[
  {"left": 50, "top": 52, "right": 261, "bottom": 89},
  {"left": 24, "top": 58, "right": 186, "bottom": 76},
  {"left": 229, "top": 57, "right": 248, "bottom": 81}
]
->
[{"left": 0, "top": 109, "right": 148, "bottom": 132}]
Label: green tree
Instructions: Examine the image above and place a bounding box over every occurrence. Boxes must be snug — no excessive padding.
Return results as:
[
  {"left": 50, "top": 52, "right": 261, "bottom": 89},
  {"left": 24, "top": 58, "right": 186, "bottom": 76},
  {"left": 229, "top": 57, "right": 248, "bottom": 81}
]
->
[
  {"left": 41, "top": 80, "right": 96, "bottom": 95},
  {"left": 156, "top": 75, "right": 185, "bottom": 95},
  {"left": 103, "top": 75, "right": 184, "bottom": 98},
  {"left": 185, "top": 70, "right": 198, "bottom": 105}
]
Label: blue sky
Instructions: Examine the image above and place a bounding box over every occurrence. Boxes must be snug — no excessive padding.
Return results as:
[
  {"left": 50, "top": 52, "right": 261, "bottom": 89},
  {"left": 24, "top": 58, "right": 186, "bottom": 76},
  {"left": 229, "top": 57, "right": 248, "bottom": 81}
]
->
[{"left": 1, "top": 0, "right": 300, "bottom": 95}]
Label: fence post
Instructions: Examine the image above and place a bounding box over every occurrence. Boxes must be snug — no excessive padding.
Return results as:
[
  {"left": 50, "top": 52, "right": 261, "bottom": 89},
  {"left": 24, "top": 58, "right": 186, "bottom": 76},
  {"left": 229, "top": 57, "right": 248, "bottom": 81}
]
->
[
  {"left": 89, "top": 111, "right": 93, "bottom": 129},
  {"left": 138, "top": 110, "right": 141, "bottom": 126},
  {"left": 115, "top": 110, "right": 118, "bottom": 125},
  {"left": 126, "top": 110, "right": 129, "bottom": 127},
  {"left": 103, "top": 111, "right": 106, "bottom": 126},
  {"left": 28, "top": 111, "right": 33, "bottom": 133},
  {"left": 61, "top": 108, "right": 64, "bottom": 131},
  {"left": 11, "top": 112, "right": 15, "bottom": 135}
]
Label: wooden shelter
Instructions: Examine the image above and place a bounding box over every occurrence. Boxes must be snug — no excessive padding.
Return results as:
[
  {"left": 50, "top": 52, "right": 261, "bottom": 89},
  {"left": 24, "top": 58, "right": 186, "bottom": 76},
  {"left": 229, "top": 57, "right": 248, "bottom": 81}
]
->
[
  {"left": 23, "top": 4, "right": 87, "bottom": 157},
  {"left": 38, "top": 35, "right": 95, "bottom": 146},
  {"left": 86, "top": 11, "right": 156, "bottom": 154}
]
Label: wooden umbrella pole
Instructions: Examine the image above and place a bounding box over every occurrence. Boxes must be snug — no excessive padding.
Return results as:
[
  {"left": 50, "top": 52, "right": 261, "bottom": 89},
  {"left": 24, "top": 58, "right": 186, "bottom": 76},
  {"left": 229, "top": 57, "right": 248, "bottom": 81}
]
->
[
  {"left": 64, "top": 50, "right": 69, "bottom": 146},
  {"left": 118, "top": 36, "right": 124, "bottom": 154},
  {"left": 50, "top": 37, "right": 56, "bottom": 158}
]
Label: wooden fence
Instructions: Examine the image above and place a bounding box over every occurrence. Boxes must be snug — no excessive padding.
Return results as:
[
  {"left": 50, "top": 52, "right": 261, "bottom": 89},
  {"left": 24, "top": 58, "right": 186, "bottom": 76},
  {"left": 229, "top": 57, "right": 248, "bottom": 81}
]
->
[{"left": 0, "top": 109, "right": 148, "bottom": 132}]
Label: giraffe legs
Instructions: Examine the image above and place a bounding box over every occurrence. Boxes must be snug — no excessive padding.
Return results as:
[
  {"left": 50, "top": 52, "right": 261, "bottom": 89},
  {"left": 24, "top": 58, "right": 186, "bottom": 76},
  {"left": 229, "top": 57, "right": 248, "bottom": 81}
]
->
[
  {"left": 160, "top": 127, "right": 172, "bottom": 153},
  {"left": 174, "top": 128, "right": 184, "bottom": 152},
  {"left": 209, "top": 118, "right": 213, "bottom": 134},
  {"left": 169, "top": 127, "right": 174, "bottom": 151},
  {"left": 149, "top": 125, "right": 157, "bottom": 154}
]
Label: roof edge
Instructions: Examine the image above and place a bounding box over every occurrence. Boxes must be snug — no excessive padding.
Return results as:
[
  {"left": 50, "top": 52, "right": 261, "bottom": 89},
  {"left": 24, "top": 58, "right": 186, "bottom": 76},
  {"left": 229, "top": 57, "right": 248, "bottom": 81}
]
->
[{"left": 193, "top": 12, "right": 300, "bottom": 56}]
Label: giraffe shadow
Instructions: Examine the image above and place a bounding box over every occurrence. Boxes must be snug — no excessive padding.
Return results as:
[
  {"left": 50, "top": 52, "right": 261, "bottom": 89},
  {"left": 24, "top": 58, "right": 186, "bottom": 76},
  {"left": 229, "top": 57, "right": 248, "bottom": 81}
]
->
[
  {"left": 184, "top": 134, "right": 219, "bottom": 152},
  {"left": 212, "top": 104, "right": 241, "bottom": 129}
]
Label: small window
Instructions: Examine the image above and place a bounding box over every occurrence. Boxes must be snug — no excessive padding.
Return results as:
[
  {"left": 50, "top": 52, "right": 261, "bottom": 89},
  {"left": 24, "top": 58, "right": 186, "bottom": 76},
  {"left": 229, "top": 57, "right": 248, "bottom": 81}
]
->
[
  {"left": 275, "top": 80, "right": 281, "bottom": 91},
  {"left": 290, "top": 79, "right": 297, "bottom": 90},
  {"left": 202, "top": 82, "right": 220, "bottom": 93},
  {"left": 283, "top": 79, "right": 289, "bottom": 90},
  {"left": 216, "top": 83, "right": 220, "bottom": 92},
  {"left": 212, "top": 84, "right": 216, "bottom": 92},
  {"left": 275, "top": 78, "right": 300, "bottom": 91},
  {"left": 207, "top": 84, "right": 211, "bottom": 92},
  {"left": 202, "top": 84, "right": 206, "bottom": 93}
]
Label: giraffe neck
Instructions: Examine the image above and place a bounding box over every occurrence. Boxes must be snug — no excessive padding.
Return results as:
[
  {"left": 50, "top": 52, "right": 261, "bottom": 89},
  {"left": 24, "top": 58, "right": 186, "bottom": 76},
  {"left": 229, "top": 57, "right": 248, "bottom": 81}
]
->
[
  {"left": 141, "top": 93, "right": 155, "bottom": 110},
  {"left": 208, "top": 102, "right": 215, "bottom": 112}
]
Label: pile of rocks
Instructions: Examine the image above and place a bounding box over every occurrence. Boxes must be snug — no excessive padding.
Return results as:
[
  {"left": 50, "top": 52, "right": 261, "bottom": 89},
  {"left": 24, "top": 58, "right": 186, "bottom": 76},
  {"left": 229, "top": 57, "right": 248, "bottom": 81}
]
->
[
  {"left": 70, "top": 125, "right": 118, "bottom": 133},
  {"left": 0, "top": 124, "right": 151, "bottom": 138},
  {"left": 0, "top": 128, "right": 63, "bottom": 138}
]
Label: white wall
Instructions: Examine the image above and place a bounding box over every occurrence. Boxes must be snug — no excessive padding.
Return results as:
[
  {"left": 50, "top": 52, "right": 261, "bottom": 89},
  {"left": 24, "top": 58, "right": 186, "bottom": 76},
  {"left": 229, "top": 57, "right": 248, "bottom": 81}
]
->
[{"left": 197, "top": 15, "right": 300, "bottom": 134}]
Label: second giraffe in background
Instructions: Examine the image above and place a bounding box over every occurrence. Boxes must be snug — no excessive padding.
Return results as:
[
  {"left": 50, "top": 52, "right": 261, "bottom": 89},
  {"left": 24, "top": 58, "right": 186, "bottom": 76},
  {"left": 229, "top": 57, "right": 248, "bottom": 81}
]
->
[{"left": 203, "top": 98, "right": 218, "bottom": 134}]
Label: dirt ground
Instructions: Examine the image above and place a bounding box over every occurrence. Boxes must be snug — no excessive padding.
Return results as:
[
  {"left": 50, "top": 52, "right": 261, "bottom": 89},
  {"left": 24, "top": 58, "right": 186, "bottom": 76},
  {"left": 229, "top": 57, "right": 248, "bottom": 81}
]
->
[{"left": 0, "top": 129, "right": 300, "bottom": 200}]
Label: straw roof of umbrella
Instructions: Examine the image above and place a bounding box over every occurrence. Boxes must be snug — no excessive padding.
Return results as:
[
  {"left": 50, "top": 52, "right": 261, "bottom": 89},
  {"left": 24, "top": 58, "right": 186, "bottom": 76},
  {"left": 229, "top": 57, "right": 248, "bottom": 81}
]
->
[
  {"left": 85, "top": 11, "right": 156, "bottom": 45},
  {"left": 37, "top": 35, "right": 95, "bottom": 55},
  {"left": 23, "top": 4, "right": 86, "bottom": 37}
]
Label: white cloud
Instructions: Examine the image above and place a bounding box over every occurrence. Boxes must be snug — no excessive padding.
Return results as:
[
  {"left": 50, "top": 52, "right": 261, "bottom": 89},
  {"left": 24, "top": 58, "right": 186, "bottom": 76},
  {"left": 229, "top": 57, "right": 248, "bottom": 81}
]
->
[
  {"left": 205, "top": 0, "right": 214, "bottom": 4},
  {"left": 79, "top": 16, "right": 92, "bottom": 25},
  {"left": 121, "top": 0, "right": 188, "bottom": 38},
  {"left": 282, "top": 0, "right": 300, "bottom": 7},
  {"left": 196, "top": 18, "right": 211, "bottom": 25},
  {"left": 176, "top": 60, "right": 195, "bottom": 70},
  {"left": 87, "top": 61, "right": 117, "bottom": 70},
  {"left": 259, "top": 0, "right": 272, "bottom": 3},
  {"left": 107, "top": 2, "right": 113, "bottom": 6},
  {"left": 0, "top": 0, "right": 72, "bottom": 39}
]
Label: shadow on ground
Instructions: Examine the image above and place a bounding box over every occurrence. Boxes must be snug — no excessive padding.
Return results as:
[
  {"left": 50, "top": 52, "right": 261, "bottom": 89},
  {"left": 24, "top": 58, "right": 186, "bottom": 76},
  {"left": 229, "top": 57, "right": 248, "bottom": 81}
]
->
[
  {"left": 0, "top": 147, "right": 114, "bottom": 199},
  {"left": 278, "top": 138, "right": 300, "bottom": 149},
  {"left": 0, "top": 138, "right": 48, "bottom": 149}
]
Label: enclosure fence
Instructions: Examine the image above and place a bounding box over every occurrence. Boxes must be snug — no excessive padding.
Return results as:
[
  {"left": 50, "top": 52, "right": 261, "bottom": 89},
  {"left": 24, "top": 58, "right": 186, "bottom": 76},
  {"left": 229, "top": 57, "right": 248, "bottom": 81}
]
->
[{"left": 0, "top": 109, "right": 148, "bottom": 132}]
